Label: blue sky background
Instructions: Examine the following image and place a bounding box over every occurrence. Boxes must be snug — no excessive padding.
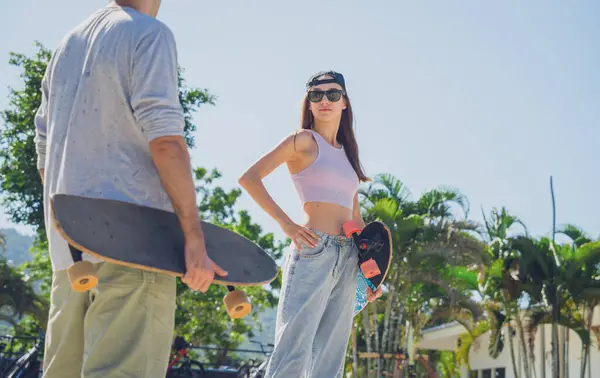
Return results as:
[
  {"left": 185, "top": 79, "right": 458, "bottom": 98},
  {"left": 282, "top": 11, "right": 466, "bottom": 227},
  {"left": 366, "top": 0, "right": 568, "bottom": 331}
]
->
[{"left": 1, "top": 0, "right": 598, "bottom": 244}]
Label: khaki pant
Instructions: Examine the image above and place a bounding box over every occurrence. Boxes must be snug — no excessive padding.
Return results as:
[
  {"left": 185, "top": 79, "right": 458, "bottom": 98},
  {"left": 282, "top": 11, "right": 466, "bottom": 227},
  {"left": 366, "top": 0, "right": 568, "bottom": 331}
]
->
[{"left": 42, "top": 262, "right": 176, "bottom": 378}]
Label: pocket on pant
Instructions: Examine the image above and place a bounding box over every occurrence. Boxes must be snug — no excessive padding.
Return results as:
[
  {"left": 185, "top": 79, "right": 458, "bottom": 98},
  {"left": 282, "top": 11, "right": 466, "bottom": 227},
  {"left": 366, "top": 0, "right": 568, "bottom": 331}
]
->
[{"left": 295, "top": 237, "right": 327, "bottom": 259}]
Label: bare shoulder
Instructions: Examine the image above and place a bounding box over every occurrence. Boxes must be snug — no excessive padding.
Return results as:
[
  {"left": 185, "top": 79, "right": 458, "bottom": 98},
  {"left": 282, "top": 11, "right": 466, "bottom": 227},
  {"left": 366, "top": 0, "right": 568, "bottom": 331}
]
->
[{"left": 288, "top": 129, "right": 316, "bottom": 153}]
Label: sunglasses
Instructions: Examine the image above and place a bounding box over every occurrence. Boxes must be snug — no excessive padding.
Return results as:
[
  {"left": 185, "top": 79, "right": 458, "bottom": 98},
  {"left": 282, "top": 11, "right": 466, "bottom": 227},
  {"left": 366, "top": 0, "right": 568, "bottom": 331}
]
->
[{"left": 307, "top": 89, "right": 346, "bottom": 103}]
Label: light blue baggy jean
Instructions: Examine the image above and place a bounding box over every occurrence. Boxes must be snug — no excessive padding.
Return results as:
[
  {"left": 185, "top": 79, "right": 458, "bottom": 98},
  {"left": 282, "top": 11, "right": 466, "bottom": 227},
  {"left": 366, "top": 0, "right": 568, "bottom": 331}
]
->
[{"left": 265, "top": 229, "right": 359, "bottom": 378}]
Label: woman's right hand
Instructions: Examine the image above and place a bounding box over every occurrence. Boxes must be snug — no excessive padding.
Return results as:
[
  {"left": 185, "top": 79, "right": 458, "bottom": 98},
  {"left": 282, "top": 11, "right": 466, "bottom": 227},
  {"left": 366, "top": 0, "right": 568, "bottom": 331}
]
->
[{"left": 281, "top": 221, "right": 320, "bottom": 249}]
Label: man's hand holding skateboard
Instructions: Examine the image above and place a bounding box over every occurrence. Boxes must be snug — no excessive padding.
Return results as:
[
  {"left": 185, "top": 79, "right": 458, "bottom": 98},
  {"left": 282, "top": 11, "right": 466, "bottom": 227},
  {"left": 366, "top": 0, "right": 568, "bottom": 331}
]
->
[{"left": 182, "top": 230, "right": 228, "bottom": 292}]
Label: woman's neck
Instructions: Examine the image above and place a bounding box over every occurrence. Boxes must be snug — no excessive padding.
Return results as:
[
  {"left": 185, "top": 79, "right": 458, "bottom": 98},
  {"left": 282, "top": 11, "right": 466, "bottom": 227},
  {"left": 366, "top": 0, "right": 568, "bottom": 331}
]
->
[{"left": 313, "top": 123, "right": 340, "bottom": 147}]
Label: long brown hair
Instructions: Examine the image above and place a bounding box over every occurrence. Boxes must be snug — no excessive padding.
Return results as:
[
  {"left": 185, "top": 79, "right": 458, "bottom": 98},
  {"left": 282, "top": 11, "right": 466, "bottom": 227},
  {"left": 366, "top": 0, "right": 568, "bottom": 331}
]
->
[{"left": 299, "top": 92, "right": 370, "bottom": 182}]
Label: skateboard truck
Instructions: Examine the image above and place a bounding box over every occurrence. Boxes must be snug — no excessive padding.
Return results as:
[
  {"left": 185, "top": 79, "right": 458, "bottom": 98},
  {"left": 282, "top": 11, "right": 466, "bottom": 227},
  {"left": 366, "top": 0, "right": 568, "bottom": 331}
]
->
[
  {"left": 224, "top": 286, "right": 252, "bottom": 319},
  {"left": 359, "top": 259, "right": 381, "bottom": 279},
  {"left": 343, "top": 220, "right": 383, "bottom": 279},
  {"left": 67, "top": 245, "right": 99, "bottom": 292}
]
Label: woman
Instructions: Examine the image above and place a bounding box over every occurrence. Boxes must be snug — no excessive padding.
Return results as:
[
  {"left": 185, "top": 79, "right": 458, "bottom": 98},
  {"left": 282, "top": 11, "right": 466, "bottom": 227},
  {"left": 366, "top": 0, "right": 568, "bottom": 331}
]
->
[{"left": 238, "top": 70, "right": 381, "bottom": 377}]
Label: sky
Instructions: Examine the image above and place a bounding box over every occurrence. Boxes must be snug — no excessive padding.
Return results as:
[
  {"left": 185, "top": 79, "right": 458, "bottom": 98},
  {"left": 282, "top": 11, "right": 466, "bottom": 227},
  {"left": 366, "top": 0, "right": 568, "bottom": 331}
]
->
[{"left": 0, "top": 0, "right": 598, "bottom": 244}]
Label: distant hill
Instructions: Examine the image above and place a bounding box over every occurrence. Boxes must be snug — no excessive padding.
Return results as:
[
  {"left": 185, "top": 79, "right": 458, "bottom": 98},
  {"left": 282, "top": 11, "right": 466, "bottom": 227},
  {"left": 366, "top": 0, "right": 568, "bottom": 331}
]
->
[{"left": 0, "top": 228, "right": 35, "bottom": 267}]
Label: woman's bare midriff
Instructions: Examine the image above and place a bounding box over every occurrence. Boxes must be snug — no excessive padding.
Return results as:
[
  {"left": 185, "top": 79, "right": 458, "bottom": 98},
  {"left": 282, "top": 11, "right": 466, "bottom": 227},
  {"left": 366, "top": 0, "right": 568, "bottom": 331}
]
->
[{"left": 301, "top": 202, "right": 353, "bottom": 236}]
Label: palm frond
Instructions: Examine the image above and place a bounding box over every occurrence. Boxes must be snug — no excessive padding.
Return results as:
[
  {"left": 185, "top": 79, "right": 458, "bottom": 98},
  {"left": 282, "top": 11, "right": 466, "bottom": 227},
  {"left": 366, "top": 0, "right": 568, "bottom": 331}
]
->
[
  {"left": 417, "top": 186, "right": 470, "bottom": 220},
  {"left": 414, "top": 231, "right": 490, "bottom": 267},
  {"left": 510, "top": 236, "right": 554, "bottom": 282},
  {"left": 374, "top": 173, "right": 412, "bottom": 202},
  {"left": 481, "top": 206, "right": 528, "bottom": 242},
  {"left": 572, "top": 241, "right": 600, "bottom": 271},
  {"left": 363, "top": 197, "right": 400, "bottom": 226},
  {"left": 449, "top": 267, "right": 480, "bottom": 291},
  {"left": 557, "top": 223, "right": 592, "bottom": 248},
  {"left": 456, "top": 320, "right": 490, "bottom": 369},
  {"left": 427, "top": 306, "right": 476, "bottom": 332},
  {"left": 407, "top": 271, "right": 484, "bottom": 320}
]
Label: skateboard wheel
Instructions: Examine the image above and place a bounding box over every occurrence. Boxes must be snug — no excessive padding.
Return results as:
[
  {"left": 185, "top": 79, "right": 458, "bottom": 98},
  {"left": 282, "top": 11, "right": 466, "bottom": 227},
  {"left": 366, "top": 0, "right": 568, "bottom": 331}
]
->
[
  {"left": 342, "top": 220, "right": 362, "bottom": 238},
  {"left": 67, "top": 261, "right": 98, "bottom": 292},
  {"left": 223, "top": 290, "right": 252, "bottom": 319},
  {"left": 360, "top": 259, "right": 381, "bottom": 279}
]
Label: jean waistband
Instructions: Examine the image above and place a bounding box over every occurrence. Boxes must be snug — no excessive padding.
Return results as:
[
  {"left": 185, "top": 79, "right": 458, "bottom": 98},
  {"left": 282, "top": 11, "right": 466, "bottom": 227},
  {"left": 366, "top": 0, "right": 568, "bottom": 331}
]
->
[{"left": 310, "top": 228, "right": 353, "bottom": 246}]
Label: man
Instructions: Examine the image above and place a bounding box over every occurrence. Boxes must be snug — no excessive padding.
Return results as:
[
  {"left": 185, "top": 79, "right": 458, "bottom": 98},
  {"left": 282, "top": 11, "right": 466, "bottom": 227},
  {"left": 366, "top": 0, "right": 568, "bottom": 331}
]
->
[{"left": 34, "top": 1, "right": 226, "bottom": 376}]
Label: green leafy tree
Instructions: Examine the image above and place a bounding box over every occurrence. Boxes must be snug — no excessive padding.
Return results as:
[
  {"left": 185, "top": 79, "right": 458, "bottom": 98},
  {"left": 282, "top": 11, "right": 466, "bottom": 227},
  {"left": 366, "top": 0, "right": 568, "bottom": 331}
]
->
[
  {"left": 0, "top": 256, "right": 48, "bottom": 329},
  {"left": 556, "top": 225, "right": 599, "bottom": 378},
  {"left": 0, "top": 42, "right": 284, "bottom": 355},
  {"left": 512, "top": 235, "right": 600, "bottom": 378},
  {"left": 0, "top": 42, "right": 49, "bottom": 243},
  {"left": 0, "top": 42, "right": 53, "bottom": 339},
  {"left": 477, "top": 207, "right": 532, "bottom": 378}
]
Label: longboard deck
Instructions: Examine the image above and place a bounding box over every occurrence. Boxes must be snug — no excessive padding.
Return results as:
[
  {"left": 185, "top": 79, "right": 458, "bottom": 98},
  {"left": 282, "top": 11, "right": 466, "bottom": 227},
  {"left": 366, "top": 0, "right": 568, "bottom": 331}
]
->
[
  {"left": 351, "top": 221, "right": 392, "bottom": 316},
  {"left": 50, "top": 194, "right": 278, "bottom": 287}
]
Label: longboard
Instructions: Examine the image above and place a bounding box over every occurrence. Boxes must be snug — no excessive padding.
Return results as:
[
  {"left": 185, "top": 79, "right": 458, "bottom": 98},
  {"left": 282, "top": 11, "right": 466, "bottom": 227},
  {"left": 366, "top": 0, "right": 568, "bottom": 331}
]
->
[
  {"left": 50, "top": 194, "right": 278, "bottom": 319},
  {"left": 343, "top": 220, "right": 393, "bottom": 316}
]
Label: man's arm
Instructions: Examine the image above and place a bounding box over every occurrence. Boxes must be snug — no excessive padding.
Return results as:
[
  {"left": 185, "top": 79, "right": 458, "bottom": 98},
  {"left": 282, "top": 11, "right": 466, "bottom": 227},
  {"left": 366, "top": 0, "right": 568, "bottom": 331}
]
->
[
  {"left": 148, "top": 136, "right": 200, "bottom": 236},
  {"left": 34, "top": 70, "right": 49, "bottom": 185},
  {"left": 130, "top": 25, "right": 200, "bottom": 238},
  {"left": 130, "top": 24, "right": 226, "bottom": 291}
]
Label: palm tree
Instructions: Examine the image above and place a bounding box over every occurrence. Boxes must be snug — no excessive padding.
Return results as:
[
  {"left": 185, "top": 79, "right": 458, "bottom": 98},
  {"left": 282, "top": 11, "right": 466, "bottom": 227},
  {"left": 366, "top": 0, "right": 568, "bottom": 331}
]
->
[
  {"left": 555, "top": 224, "right": 599, "bottom": 378},
  {"left": 419, "top": 206, "right": 531, "bottom": 377},
  {"left": 510, "top": 235, "right": 600, "bottom": 378},
  {"left": 354, "top": 173, "right": 484, "bottom": 376},
  {"left": 479, "top": 207, "right": 535, "bottom": 378}
]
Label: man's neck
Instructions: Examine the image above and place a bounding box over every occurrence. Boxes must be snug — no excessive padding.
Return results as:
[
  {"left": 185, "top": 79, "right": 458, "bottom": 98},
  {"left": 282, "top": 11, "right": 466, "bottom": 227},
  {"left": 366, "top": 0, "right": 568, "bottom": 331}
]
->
[{"left": 112, "top": 0, "right": 156, "bottom": 17}]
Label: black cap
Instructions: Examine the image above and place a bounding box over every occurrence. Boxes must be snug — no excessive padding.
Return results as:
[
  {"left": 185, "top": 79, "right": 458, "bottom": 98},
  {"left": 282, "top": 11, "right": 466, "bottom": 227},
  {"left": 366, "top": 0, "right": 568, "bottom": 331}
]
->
[{"left": 306, "top": 70, "right": 346, "bottom": 91}]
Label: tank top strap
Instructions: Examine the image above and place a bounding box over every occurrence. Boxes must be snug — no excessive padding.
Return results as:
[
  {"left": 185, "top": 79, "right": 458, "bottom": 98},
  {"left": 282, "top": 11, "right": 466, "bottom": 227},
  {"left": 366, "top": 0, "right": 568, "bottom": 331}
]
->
[{"left": 307, "top": 129, "right": 324, "bottom": 148}]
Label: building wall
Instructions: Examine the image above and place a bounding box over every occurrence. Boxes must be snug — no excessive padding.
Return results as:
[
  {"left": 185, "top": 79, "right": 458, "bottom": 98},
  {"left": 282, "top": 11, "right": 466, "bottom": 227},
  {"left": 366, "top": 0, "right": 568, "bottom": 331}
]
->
[
  {"left": 464, "top": 322, "right": 599, "bottom": 378},
  {"left": 467, "top": 330, "right": 512, "bottom": 377},
  {"left": 417, "top": 307, "right": 600, "bottom": 377}
]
